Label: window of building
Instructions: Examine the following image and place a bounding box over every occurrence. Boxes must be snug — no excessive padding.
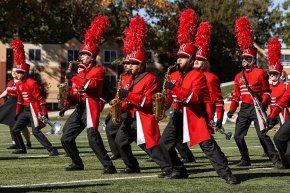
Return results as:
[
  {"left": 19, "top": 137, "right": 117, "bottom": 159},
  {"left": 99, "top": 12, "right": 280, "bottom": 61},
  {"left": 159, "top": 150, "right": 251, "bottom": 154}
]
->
[
  {"left": 103, "top": 50, "right": 117, "bottom": 64},
  {"left": 29, "top": 49, "right": 41, "bottom": 61},
  {"left": 284, "top": 54, "right": 290, "bottom": 61},
  {"left": 67, "top": 49, "right": 79, "bottom": 62}
]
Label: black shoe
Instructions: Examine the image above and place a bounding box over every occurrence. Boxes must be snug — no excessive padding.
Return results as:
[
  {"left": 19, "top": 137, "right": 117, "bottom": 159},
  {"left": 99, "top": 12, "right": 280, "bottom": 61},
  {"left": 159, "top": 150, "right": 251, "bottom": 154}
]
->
[
  {"left": 146, "top": 157, "right": 154, "bottom": 162},
  {"left": 65, "top": 164, "right": 84, "bottom": 171},
  {"left": 158, "top": 168, "right": 172, "bottom": 178},
  {"left": 164, "top": 170, "right": 188, "bottom": 179},
  {"left": 225, "top": 173, "right": 239, "bottom": 184},
  {"left": 181, "top": 157, "right": 196, "bottom": 163},
  {"left": 236, "top": 160, "right": 251, "bottom": 166},
  {"left": 103, "top": 166, "right": 117, "bottom": 174},
  {"left": 118, "top": 167, "right": 140, "bottom": 174},
  {"left": 274, "top": 161, "right": 285, "bottom": 169},
  {"left": 110, "top": 154, "right": 121, "bottom": 160},
  {"left": 12, "top": 149, "right": 27, "bottom": 154},
  {"left": 49, "top": 148, "right": 59, "bottom": 156},
  {"left": 7, "top": 144, "right": 17, "bottom": 149},
  {"left": 26, "top": 142, "right": 32, "bottom": 149}
]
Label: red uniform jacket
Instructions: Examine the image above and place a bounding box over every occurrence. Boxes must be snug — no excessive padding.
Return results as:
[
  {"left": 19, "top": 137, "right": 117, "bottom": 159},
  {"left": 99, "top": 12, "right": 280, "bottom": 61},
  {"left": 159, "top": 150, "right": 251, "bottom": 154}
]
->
[
  {"left": 166, "top": 69, "right": 211, "bottom": 147},
  {"left": 68, "top": 66, "right": 105, "bottom": 132},
  {"left": 203, "top": 71, "right": 224, "bottom": 121},
  {"left": 270, "top": 82, "right": 289, "bottom": 123},
  {"left": 229, "top": 67, "right": 271, "bottom": 112},
  {"left": 269, "top": 83, "right": 290, "bottom": 120},
  {"left": 6, "top": 80, "right": 18, "bottom": 96},
  {"left": 16, "top": 77, "right": 47, "bottom": 128},
  {"left": 122, "top": 72, "right": 160, "bottom": 149}
]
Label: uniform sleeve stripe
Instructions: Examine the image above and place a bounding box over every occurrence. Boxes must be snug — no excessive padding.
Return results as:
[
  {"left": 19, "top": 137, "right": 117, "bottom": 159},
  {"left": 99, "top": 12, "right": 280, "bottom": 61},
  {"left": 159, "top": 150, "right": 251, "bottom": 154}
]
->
[
  {"left": 185, "top": 92, "right": 193, "bottom": 104},
  {"left": 140, "top": 96, "right": 146, "bottom": 107}
]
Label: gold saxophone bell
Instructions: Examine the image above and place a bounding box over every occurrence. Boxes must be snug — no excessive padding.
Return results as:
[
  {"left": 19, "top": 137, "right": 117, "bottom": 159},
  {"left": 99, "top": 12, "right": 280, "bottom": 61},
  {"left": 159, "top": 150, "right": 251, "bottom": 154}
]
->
[
  {"left": 153, "top": 64, "right": 177, "bottom": 121},
  {"left": 110, "top": 98, "right": 122, "bottom": 125}
]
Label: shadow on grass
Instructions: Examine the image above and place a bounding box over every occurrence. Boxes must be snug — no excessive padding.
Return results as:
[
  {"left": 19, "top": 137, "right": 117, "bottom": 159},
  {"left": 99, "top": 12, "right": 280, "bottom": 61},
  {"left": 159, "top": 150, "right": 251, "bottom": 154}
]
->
[
  {"left": 0, "top": 183, "right": 111, "bottom": 193},
  {"left": 236, "top": 172, "right": 290, "bottom": 182}
]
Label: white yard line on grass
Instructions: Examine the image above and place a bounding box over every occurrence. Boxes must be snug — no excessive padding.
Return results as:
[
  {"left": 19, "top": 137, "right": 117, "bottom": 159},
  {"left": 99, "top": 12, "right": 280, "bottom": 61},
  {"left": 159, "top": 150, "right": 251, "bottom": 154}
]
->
[{"left": 0, "top": 175, "right": 157, "bottom": 188}]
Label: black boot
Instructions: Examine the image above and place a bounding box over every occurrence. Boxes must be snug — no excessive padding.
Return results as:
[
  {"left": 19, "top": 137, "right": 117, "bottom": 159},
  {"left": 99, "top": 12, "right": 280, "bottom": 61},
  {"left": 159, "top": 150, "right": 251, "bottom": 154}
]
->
[
  {"left": 165, "top": 167, "right": 188, "bottom": 179},
  {"left": 118, "top": 167, "right": 140, "bottom": 174},
  {"left": 26, "top": 142, "right": 32, "bottom": 149},
  {"left": 225, "top": 173, "right": 239, "bottom": 184},
  {"left": 235, "top": 160, "right": 251, "bottom": 166},
  {"left": 12, "top": 149, "right": 27, "bottom": 154},
  {"left": 158, "top": 167, "right": 172, "bottom": 178},
  {"left": 103, "top": 166, "right": 117, "bottom": 174},
  {"left": 65, "top": 164, "right": 84, "bottom": 171},
  {"left": 49, "top": 148, "right": 59, "bottom": 156}
]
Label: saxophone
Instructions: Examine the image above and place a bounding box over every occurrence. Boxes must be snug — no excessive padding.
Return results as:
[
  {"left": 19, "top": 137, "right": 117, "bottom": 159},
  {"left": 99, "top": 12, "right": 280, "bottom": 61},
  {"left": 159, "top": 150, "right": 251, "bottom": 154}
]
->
[
  {"left": 57, "top": 61, "right": 76, "bottom": 109},
  {"left": 109, "top": 73, "right": 125, "bottom": 125},
  {"left": 153, "top": 64, "right": 177, "bottom": 120}
]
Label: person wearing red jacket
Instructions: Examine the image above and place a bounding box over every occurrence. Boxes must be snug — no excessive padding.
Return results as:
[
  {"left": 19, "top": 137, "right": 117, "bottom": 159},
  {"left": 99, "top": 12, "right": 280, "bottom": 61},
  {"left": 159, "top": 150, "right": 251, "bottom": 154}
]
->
[
  {"left": 10, "top": 39, "right": 58, "bottom": 155},
  {"left": 268, "top": 38, "right": 289, "bottom": 126},
  {"left": 158, "top": 19, "right": 237, "bottom": 184},
  {"left": 0, "top": 68, "right": 31, "bottom": 149},
  {"left": 105, "top": 61, "right": 132, "bottom": 160},
  {"left": 60, "top": 16, "right": 116, "bottom": 173},
  {"left": 227, "top": 17, "right": 281, "bottom": 168},
  {"left": 267, "top": 85, "right": 290, "bottom": 169}
]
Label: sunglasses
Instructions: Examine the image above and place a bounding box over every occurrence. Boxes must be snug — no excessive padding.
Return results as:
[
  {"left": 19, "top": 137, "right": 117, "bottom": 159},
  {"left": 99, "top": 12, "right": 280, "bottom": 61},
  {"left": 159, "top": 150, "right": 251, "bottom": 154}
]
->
[
  {"left": 16, "top": 71, "right": 25, "bottom": 74},
  {"left": 242, "top": 57, "right": 253, "bottom": 62},
  {"left": 268, "top": 72, "right": 279, "bottom": 76}
]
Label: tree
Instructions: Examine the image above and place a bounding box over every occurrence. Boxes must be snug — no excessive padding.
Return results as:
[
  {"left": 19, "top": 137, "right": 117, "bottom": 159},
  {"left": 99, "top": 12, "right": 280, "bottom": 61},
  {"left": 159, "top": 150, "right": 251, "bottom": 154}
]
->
[{"left": 281, "top": 0, "right": 290, "bottom": 46}]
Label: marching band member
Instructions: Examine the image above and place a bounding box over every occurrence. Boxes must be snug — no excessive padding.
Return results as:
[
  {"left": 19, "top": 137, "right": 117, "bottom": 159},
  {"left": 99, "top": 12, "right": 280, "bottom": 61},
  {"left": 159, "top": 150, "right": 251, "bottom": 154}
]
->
[
  {"left": 105, "top": 60, "right": 131, "bottom": 160},
  {"left": 267, "top": 80, "right": 290, "bottom": 169},
  {"left": 227, "top": 17, "right": 282, "bottom": 168},
  {"left": 159, "top": 10, "right": 238, "bottom": 184},
  {"left": 268, "top": 38, "right": 289, "bottom": 126},
  {"left": 0, "top": 68, "right": 31, "bottom": 149},
  {"left": 60, "top": 16, "right": 117, "bottom": 173},
  {"left": 11, "top": 39, "right": 58, "bottom": 156},
  {"left": 266, "top": 38, "right": 290, "bottom": 169},
  {"left": 114, "top": 16, "right": 169, "bottom": 174}
]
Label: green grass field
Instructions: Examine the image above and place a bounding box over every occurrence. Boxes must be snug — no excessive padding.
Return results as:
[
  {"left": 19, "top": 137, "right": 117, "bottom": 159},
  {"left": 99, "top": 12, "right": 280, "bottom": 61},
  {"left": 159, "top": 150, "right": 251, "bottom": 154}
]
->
[{"left": 0, "top": 119, "right": 289, "bottom": 193}]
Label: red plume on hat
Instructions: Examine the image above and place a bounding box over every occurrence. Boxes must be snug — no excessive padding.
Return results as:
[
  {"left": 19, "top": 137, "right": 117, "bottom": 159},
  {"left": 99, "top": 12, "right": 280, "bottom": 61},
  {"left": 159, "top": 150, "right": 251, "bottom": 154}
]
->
[
  {"left": 79, "top": 16, "right": 109, "bottom": 58},
  {"left": 235, "top": 17, "right": 257, "bottom": 58},
  {"left": 195, "top": 22, "right": 211, "bottom": 60},
  {"left": 128, "top": 16, "right": 148, "bottom": 64},
  {"left": 11, "top": 38, "right": 29, "bottom": 73},
  {"left": 268, "top": 38, "right": 283, "bottom": 73},
  {"left": 177, "top": 9, "right": 198, "bottom": 58}
]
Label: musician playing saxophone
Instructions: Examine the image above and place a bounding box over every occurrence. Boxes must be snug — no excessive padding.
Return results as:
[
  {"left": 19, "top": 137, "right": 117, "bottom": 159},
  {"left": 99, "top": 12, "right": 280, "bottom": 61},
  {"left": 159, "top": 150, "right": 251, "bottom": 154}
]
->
[{"left": 105, "top": 58, "right": 133, "bottom": 160}]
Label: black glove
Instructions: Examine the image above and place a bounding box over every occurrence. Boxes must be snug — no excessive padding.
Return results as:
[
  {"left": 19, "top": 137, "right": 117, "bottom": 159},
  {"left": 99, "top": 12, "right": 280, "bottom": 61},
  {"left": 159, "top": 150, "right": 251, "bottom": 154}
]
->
[
  {"left": 59, "top": 109, "right": 66, "bottom": 117},
  {"left": 105, "top": 114, "right": 111, "bottom": 125},
  {"left": 216, "top": 119, "right": 222, "bottom": 129},
  {"left": 227, "top": 111, "right": 234, "bottom": 118},
  {"left": 261, "top": 103, "right": 267, "bottom": 112},
  {"left": 118, "top": 89, "right": 129, "bottom": 99},
  {"left": 14, "top": 114, "right": 19, "bottom": 121},
  {"left": 65, "top": 71, "right": 74, "bottom": 79},
  {"left": 164, "top": 81, "right": 175, "bottom": 90},
  {"left": 266, "top": 117, "right": 279, "bottom": 130}
]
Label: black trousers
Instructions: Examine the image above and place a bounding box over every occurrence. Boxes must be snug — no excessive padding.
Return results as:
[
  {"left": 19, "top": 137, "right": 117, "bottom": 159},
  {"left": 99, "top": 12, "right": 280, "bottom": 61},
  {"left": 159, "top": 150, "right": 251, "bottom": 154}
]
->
[
  {"left": 61, "top": 104, "right": 114, "bottom": 168},
  {"left": 158, "top": 112, "right": 232, "bottom": 178},
  {"left": 114, "top": 114, "right": 169, "bottom": 170},
  {"left": 234, "top": 103, "right": 280, "bottom": 163},
  {"left": 176, "top": 142, "right": 195, "bottom": 161},
  {"left": 273, "top": 119, "right": 290, "bottom": 167},
  {"left": 13, "top": 108, "right": 54, "bottom": 152},
  {"left": 105, "top": 112, "right": 129, "bottom": 157}
]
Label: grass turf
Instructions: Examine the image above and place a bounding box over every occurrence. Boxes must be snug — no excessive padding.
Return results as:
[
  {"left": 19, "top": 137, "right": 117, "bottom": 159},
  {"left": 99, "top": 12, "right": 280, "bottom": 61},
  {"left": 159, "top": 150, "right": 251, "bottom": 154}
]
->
[{"left": 0, "top": 120, "right": 289, "bottom": 193}]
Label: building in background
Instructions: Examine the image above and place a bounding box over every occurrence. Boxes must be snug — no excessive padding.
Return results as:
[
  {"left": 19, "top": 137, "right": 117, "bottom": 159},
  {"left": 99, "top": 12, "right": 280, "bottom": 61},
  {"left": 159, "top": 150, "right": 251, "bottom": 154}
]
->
[{"left": 0, "top": 38, "right": 122, "bottom": 109}]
